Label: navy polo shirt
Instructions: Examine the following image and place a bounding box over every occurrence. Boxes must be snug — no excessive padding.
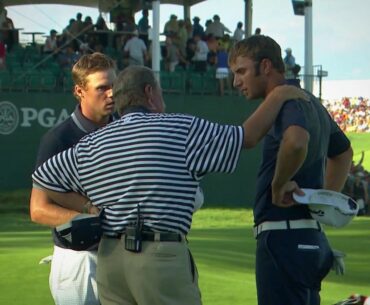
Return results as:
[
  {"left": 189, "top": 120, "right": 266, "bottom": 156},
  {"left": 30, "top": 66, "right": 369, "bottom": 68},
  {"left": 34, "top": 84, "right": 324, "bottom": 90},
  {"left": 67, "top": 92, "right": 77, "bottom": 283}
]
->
[
  {"left": 34, "top": 105, "right": 113, "bottom": 249},
  {"left": 254, "top": 93, "right": 350, "bottom": 225}
]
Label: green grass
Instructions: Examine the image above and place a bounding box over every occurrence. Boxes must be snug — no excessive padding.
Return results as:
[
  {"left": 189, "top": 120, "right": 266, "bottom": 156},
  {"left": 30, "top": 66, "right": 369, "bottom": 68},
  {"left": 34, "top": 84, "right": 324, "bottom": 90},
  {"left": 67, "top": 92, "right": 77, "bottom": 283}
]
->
[
  {"left": 346, "top": 132, "right": 370, "bottom": 170},
  {"left": 1, "top": 191, "right": 370, "bottom": 305}
]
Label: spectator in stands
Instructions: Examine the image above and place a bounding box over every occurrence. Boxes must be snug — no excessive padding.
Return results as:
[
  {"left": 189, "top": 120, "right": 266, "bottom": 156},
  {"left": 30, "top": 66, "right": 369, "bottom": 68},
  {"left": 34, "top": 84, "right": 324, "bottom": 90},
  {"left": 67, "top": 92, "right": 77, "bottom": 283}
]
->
[
  {"left": 1, "top": 9, "right": 15, "bottom": 51},
  {"left": 163, "top": 14, "right": 178, "bottom": 37},
  {"left": 206, "top": 34, "right": 218, "bottom": 66},
  {"left": 121, "top": 15, "right": 137, "bottom": 34},
  {"left": 83, "top": 16, "right": 94, "bottom": 34},
  {"left": 204, "top": 19, "right": 213, "bottom": 36},
  {"left": 351, "top": 171, "right": 368, "bottom": 215},
  {"left": 43, "top": 29, "right": 58, "bottom": 55},
  {"left": 95, "top": 14, "right": 108, "bottom": 31},
  {"left": 192, "top": 33, "right": 209, "bottom": 72},
  {"left": 233, "top": 22, "right": 245, "bottom": 42},
  {"left": 185, "top": 38, "right": 196, "bottom": 64},
  {"left": 0, "top": 4, "right": 5, "bottom": 26},
  {"left": 123, "top": 29, "right": 147, "bottom": 66},
  {"left": 1, "top": 9, "right": 13, "bottom": 30},
  {"left": 215, "top": 43, "right": 230, "bottom": 96},
  {"left": 192, "top": 16, "right": 204, "bottom": 38},
  {"left": 137, "top": 9, "right": 150, "bottom": 47},
  {"left": 254, "top": 27, "right": 261, "bottom": 35},
  {"left": 94, "top": 15, "right": 109, "bottom": 49},
  {"left": 61, "top": 18, "right": 75, "bottom": 47},
  {"left": 164, "top": 35, "right": 185, "bottom": 72},
  {"left": 206, "top": 15, "right": 231, "bottom": 39},
  {"left": 70, "top": 12, "right": 84, "bottom": 50},
  {"left": 0, "top": 34, "right": 6, "bottom": 70},
  {"left": 57, "top": 45, "right": 81, "bottom": 69},
  {"left": 184, "top": 17, "right": 193, "bottom": 39},
  {"left": 177, "top": 19, "right": 188, "bottom": 56},
  {"left": 283, "top": 47, "right": 296, "bottom": 79}
]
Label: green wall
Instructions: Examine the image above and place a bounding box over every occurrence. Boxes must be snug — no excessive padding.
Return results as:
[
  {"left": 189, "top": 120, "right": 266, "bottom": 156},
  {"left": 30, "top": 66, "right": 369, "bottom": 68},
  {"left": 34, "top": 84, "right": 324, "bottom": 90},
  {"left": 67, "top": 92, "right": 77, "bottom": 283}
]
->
[{"left": 0, "top": 92, "right": 262, "bottom": 207}]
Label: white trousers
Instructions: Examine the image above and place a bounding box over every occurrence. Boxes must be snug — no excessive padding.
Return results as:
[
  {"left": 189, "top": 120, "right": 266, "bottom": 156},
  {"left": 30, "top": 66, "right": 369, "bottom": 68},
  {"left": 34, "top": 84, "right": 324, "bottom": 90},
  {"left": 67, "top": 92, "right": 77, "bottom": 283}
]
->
[{"left": 49, "top": 245, "right": 99, "bottom": 305}]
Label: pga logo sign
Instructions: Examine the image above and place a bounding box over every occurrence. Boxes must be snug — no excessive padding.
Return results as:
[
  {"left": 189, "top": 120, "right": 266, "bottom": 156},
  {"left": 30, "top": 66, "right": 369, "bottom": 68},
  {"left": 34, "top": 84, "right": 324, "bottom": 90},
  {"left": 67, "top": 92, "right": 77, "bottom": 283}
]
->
[{"left": 0, "top": 101, "right": 69, "bottom": 135}]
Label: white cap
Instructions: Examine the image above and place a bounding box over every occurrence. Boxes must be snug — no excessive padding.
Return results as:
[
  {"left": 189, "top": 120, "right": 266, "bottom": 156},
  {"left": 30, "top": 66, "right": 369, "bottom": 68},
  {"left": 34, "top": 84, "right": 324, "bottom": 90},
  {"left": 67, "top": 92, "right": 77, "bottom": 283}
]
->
[
  {"left": 293, "top": 189, "right": 359, "bottom": 227},
  {"left": 285, "top": 47, "right": 292, "bottom": 53},
  {"left": 194, "top": 187, "right": 204, "bottom": 211}
]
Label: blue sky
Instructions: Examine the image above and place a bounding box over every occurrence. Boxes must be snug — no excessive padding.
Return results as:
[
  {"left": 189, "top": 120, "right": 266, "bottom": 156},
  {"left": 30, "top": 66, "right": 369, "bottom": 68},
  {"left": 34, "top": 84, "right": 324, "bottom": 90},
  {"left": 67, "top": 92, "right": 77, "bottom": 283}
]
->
[{"left": 6, "top": 0, "right": 370, "bottom": 81}]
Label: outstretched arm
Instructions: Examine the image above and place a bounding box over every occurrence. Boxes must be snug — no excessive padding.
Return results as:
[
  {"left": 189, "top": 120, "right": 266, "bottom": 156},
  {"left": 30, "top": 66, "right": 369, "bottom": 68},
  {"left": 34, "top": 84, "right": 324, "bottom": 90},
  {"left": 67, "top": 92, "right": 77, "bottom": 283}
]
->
[{"left": 242, "top": 85, "right": 308, "bottom": 148}]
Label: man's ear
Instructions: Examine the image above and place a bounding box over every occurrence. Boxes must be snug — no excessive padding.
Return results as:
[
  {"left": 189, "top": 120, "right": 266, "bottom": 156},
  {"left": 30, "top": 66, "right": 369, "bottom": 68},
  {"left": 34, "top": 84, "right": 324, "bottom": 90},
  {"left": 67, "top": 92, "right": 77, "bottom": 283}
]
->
[
  {"left": 260, "top": 58, "right": 273, "bottom": 75},
  {"left": 74, "top": 85, "right": 84, "bottom": 99},
  {"left": 144, "top": 84, "right": 155, "bottom": 109}
]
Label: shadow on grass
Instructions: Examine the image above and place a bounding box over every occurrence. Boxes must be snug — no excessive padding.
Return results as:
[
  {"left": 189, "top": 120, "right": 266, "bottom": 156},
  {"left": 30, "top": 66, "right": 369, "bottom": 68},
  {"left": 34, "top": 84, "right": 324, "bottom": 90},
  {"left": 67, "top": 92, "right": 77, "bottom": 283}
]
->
[{"left": 188, "top": 226, "right": 370, "bottom": 287}]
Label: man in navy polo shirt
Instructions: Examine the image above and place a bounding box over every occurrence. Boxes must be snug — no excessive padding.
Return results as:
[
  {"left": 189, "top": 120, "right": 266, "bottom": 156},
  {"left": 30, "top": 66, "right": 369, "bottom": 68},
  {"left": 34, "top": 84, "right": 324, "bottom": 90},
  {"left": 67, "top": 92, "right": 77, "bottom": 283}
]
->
[
  {"left": 229, "top": 35, "right": 353, "bottom": 305},
  {"left": 30, "top": 52, "right": 116, "bottom": 305}
]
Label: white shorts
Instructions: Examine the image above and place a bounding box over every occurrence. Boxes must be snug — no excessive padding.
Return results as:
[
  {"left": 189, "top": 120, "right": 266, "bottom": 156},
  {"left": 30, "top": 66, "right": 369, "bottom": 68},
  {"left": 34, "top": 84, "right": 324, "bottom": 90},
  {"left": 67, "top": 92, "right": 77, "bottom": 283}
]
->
[
  {"left": 215, "top": 67, "right": 229, "bottom": 79},
  {"left": 49, "top": 246, "right": 99, "bottom": 305}
]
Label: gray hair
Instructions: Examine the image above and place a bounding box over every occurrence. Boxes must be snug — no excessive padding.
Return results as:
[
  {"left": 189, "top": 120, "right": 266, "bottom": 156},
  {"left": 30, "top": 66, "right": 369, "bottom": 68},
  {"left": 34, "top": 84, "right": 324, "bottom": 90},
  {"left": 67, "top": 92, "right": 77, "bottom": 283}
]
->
[{"left": 113, "top": 66, "right": 158, "bottom": 116}]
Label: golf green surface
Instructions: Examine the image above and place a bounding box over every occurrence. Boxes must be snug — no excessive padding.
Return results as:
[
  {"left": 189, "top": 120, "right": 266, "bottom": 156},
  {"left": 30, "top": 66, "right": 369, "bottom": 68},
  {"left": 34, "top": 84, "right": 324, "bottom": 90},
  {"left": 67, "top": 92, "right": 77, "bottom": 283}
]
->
[{"left": 0, "top": 191, "right": 369, "bottom": 305}]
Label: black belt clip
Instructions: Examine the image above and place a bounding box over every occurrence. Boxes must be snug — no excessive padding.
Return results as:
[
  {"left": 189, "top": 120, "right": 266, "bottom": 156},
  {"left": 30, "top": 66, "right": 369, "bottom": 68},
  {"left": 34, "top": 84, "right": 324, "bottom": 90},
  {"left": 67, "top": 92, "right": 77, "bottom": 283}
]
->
[{"left": 124, "top": 225, "right": 142, "bottom": 253}]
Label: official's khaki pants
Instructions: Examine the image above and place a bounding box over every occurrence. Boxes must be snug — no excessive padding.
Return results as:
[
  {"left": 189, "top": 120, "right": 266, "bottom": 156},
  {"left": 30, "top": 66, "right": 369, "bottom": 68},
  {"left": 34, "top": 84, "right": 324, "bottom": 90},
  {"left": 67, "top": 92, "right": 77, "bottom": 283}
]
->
[{"left": 97, "top": 236, "right": 202, "bottom": 305}]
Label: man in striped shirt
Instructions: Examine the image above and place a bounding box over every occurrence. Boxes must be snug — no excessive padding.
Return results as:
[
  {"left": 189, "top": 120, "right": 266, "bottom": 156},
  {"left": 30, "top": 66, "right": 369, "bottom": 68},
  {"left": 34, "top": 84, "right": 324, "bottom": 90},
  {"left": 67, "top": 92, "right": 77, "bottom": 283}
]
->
[{"left": 32, "top": 66, "right": 306, "bottom": 305}]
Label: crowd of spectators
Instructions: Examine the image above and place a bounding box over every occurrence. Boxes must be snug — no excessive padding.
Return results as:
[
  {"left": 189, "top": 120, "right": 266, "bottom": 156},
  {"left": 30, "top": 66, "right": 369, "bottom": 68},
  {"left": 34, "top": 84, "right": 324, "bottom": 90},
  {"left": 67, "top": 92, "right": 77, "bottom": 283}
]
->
[
  {"left": 1, "top": 9, "right": 265, "bottom": 96},
  {"left": 322, "top": 97, "right": 370, "bottom": 133}
]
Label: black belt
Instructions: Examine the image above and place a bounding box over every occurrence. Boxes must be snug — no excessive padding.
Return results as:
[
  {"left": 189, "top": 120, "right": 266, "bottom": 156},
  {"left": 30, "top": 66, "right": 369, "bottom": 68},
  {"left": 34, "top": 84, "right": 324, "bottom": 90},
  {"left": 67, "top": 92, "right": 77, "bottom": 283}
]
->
[{"left": 106, "top": 231, "right": 183, "bottom": 242}]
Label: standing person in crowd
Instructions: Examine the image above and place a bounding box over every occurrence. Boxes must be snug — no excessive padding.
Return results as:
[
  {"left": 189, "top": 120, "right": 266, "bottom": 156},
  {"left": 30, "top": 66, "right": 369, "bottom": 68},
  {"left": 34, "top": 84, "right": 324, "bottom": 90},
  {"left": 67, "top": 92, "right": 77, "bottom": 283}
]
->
[
  {"left": 283, "top": 47, "right": 296, "bottom": 79},
  {"left": 215, "top": 42, "right": 230, "bottom": 96},
  {"left": 206, "top": 14, "right": 231, "bottom": 39},
  {"left": 351, "top": 171, "right": 368, "bottom": 215},
  {"left": 184, "top": 17, "right": 193, "bottom": 39},
  {"left": 229, "top": 35, "right": 353, "bottom": 305},
  {"left": 29, "top": 52, "right": 117, "bottom": 305},
  {"left": 164, "top": 35, "right": 184, "bottom": 72},
  {"left": 192, "top": 33, "right": 208, "bottom": 72},
  {"left": 43, "top": 29, "right": 58, "bottom": 55},
  {"left": 123, "top": 29, "right": 148, "bottom": 66},
  {"left": 192, "top": 16, "right": 204, "bottom": 38},
  {"left": 1, "top": 8, "right": 15, "bottom": 51},
  {"left": 163, "top": 14, "right": 178, "bottom": 36},
  {"left": 177, "top": 19, "right": 188, "bottom": 56},
  {"left": 32, "top": 64, "right": 306, "bottom": 305},
  {"left": 233, "top": 21, "right": 245, "bottom": 42},
  {"left": 137, "top": 9, "right": 150, "bottom": 47},
  {"left": 254, "top": 27, "right": 262, "bottom": 35}
]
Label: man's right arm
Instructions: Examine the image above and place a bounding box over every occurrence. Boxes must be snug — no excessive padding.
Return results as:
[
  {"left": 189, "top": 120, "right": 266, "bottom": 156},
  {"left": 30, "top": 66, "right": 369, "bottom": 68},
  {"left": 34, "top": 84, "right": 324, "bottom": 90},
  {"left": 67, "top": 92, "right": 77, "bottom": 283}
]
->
[
  {"left": 30, "top": 188, "right": 80, "bottom": 227},
  {"left": 30, "top": 134, "right": 87, "bottom": 227}
]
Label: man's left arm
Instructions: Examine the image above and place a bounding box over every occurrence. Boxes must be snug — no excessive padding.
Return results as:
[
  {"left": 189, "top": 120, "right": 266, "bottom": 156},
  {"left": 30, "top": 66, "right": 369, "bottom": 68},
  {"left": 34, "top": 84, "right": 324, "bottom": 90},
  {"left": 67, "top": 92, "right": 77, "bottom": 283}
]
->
[{"left": 271, "top": 125, "right": 309, "bottom": 205}]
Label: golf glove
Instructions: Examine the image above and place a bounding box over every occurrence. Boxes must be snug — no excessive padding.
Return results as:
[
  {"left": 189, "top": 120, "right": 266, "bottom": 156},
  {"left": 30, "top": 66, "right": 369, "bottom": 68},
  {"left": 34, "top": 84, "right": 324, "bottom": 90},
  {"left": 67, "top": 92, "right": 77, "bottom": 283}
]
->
[{"left": 331, "top": 249, "right": 346, "bottom": 275}]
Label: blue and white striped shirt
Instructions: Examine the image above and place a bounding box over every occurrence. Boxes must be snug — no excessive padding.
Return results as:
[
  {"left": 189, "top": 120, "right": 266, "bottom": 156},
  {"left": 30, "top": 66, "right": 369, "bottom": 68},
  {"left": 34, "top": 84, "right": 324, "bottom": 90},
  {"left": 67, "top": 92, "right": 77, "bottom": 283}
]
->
[{"left": 32, "top": 112, "right": 244, "bottom": 236}]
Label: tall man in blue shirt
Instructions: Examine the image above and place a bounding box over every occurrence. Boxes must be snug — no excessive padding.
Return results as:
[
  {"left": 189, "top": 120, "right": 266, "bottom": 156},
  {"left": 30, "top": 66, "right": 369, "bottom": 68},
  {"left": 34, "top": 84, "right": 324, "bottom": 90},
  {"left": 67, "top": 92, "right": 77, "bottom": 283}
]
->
[
  {"left": 229, "top": 35, "right": 353, "bottom": 305},
  {"left": 30, "top": 52, "right": 117, "bottom": 305}
]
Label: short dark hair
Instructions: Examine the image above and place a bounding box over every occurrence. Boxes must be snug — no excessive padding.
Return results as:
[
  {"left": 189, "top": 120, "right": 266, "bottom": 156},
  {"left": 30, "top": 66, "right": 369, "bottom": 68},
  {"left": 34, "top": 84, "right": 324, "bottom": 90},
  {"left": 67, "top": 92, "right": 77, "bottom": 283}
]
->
[{"left": 228, "top": 35, "right": 285, "bottom": 73}]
